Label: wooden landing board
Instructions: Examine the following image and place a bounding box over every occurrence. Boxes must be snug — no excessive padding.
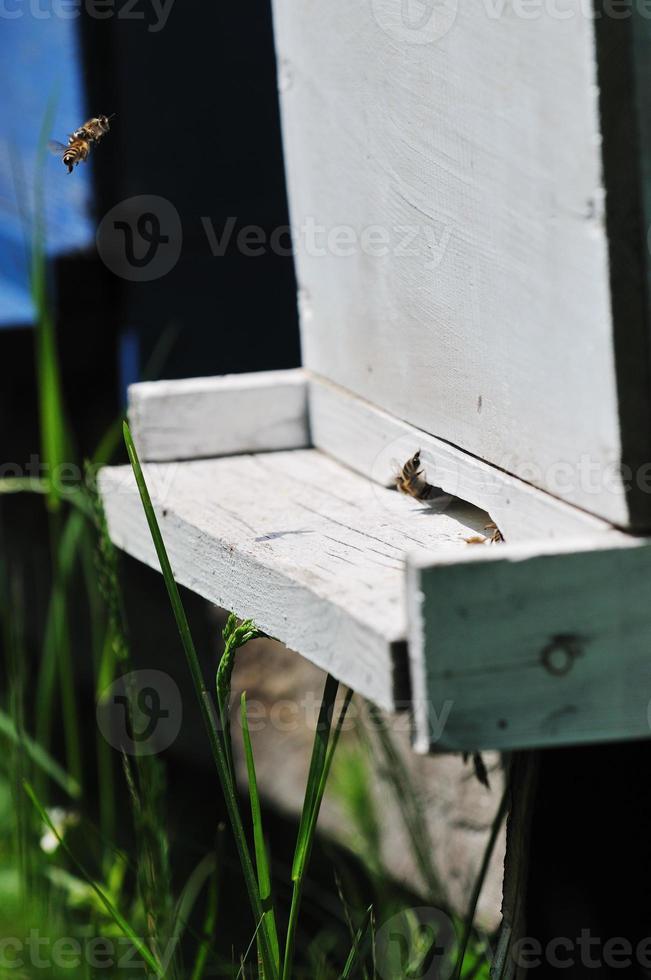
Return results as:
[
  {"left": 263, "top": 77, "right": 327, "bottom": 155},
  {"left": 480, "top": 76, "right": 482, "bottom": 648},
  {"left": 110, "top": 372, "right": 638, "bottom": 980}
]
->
[
  {"left": 271, "top": 0, "right": 651, "bottom": 528},
  {"left": 407, "top": 536, "right": 651, "bottom": 753},
  {"left": 128, "top": 369, "right": 309, "bottom": 462},
  {"left": 99, "top": 449, "right": 490, "bottom": 711}
]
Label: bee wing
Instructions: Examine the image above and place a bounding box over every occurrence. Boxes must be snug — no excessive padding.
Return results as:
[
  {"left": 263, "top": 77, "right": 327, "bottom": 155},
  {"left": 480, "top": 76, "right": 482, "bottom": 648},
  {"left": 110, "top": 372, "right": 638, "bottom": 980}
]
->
[{"left": 48, "top": 140, "right": 68, "bottom": 156}]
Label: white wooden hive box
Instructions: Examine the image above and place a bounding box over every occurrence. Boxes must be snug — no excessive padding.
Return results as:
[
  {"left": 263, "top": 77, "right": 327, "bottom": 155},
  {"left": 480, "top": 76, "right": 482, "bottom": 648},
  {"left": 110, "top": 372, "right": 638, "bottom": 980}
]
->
[{"left": 100, "top": 4, "right": 651, "bottom": 752}]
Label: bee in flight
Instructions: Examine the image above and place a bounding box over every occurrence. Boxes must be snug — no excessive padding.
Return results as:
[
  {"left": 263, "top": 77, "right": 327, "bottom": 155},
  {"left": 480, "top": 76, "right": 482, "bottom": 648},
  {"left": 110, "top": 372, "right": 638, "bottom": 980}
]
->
[
  {"left": 395, "top": 450, "right": 437, "bottom": 501},
  {"left": 49, "top": 114, "right": 114, "bottom": 173}
]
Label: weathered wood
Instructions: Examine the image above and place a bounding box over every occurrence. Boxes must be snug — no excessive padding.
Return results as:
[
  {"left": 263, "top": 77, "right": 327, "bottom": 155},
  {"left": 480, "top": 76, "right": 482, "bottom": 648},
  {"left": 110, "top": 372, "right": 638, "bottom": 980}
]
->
[
  {"left": 308, "top": 373, "right": 622, "bottom": 544},
  {"left": 99, "top": 449, "right": 489, "bottom": 711},
  {"left": 107, "top": 371, "right": 646, "bottom": 751},
  {"left": 271, "top": 0, "right": 650, "bottom": 527},
  {"left": 128, "top": 369, "right": 309, "bottom": 462},
  {"left": 407, "top": 535, "right": 651, "bottom": 753}
]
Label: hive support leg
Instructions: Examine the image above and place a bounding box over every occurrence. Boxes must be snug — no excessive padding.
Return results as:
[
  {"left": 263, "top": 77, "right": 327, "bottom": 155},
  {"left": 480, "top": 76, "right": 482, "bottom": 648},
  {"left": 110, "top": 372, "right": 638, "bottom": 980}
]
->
[{"left": 491, "top": 753, "right": 539, "bottom": 980}]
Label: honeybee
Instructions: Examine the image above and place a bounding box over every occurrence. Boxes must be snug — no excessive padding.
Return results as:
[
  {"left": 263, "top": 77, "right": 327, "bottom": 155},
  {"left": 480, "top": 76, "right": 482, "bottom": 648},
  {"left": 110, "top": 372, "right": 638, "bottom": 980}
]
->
[
  {"left": 485, "top": 521, "right": 504, "bottom": 543},
  {"left": 396, "top": 450, "right": 437, "bottom": 501},
  {"left": 464, "top": 522, "right": 504, "bottom": 545},
  {"left": 49, "top": 114, "right": 114, "bottom": 173}
]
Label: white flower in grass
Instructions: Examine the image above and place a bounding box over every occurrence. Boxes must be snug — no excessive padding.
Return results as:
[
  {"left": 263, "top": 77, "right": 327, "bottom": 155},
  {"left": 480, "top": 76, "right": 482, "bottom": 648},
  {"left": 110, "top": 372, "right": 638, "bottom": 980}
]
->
[{"left": 40, "top": 807, "right": 80, "bottom": 854}]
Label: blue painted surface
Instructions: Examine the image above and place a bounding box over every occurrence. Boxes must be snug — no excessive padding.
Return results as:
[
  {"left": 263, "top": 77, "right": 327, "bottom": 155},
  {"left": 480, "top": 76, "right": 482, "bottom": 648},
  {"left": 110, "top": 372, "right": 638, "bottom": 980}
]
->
[{"left": 0, "top": 10, "right": 95, "bottom": 326}]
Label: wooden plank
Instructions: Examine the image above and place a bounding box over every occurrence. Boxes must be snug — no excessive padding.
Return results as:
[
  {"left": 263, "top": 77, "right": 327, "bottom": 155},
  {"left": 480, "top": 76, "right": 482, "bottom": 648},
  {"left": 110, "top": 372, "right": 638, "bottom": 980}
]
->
[
  {"left": 406, "top": 536, "right": 651, "bottom": 753},
  {"left": 309, "top": 373, "right": 622, "bottom": 544},
  {"left": 128, "top": 369, "right": 309, "bottom": 462},
  {"left": 99, "top": 449, "right": 490, "bottom": 711},
  {"left": 271, "top": 0, "right": 643, "bottom": 526}
]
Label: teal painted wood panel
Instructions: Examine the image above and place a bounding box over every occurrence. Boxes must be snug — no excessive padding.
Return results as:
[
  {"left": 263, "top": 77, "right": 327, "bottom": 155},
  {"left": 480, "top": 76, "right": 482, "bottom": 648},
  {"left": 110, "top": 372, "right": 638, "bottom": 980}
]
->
[{"left": 408, "top": 538, "right": 651, "bottom": 752}]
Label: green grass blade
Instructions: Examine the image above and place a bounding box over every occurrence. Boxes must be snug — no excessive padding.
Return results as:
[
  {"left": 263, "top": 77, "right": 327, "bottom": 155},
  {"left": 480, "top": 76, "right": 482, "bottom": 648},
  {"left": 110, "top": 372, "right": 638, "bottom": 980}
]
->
[
  {"left": 32, "top": 98, "right": 70, "bottom": 513},
  {"left": 91, "top": 418, "right": 124, "bottom": 469},
  {"left": 216, "top": 616, "right": 262, "bottom": 786},
  {"left": 23, "top": 780, "right": 164, "bottom": 976},
  {"left": 241, "top": 692, "right": 281, "bottom": 974},
  {"left": 235, "top": 915, "right": 267, "bottom": 980},
  {"left": 31, "top": 420, "right": 120, "bottom": 774},
  {"left": 28, "top": 101, "right": 83, "bottom": 786},
  {"left": 291, "top": 673, "right": 339, "bottom": 881},
  {"left": 334, "top": 871, "right": 370, "bottom": 980},
  {"left": 0, "top": 479, "right": 93, "bottom": 518},
  {"left": 169, "top": 851, "right": 218, "bottom": 969},
  {"left": 339, "top": 905, "right": 373, "bottom": 980},
  {"left": 2, "top": 573, "right": 34, "bottom": 892},
  {"left": 283, "top": 685, "right": 354, "bottom": 980},
  {"left": 78, "top": 525, "right": 117, "bottom": 847},
  {"left": 0, "top": 709, "right": 80, "bottom": 799},
  {"left": 122, "top": 421, "right": 278, "bottom": 980},
  {"left": 190, "top": 826, "right": 224, "bottom": 980},
  {"left": 295, "top": 685, "right": 353, "bottom": 883},
  {"left": 34, "top": 508, "right": 85, "bottom": 767},
  {"left": 40, "top": 514, "right": 83, "bottom": 787},
  {"left": 35, "top": 305, "right": 69, "bottom": 513},
  {"left": 0, "top": 476, "right": 51, "bottom": 496}
]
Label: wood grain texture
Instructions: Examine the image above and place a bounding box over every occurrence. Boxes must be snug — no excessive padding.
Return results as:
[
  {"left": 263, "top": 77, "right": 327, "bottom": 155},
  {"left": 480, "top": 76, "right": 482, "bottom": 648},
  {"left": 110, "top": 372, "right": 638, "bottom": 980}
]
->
[
  {"left": 407, "top": 535, "right": 651, "bottom": 752},
  {"left": 128, "top": 369, "right": 309, "bottom": 462},
  {"left": 99, "top": 449, "right": 489, "bottom": 711},
  {"left": 271, "top": 0, "right": 635, "bottom": 525},
  {"left": 309, "top": 373, "right": 623, "bottom": 544}
]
